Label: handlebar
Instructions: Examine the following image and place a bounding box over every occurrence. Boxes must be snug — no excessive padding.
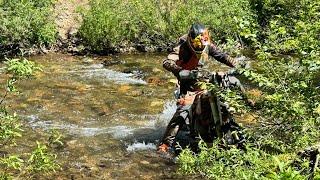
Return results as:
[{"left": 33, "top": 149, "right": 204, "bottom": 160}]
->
[
  {"left": 179, "top": 68, "right": 239, "bottom": 81},
  {"left": 178, "top": 56, "right": 250, "bottom": 82}
]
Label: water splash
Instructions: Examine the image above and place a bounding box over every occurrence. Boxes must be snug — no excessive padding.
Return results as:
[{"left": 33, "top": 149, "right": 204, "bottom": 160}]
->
[
  {"left": 150, "top": 100, "right": 177, "bottom": 128},
  {"left": 24, "top": 99, "right": 177, "bottom": 145},
  {"left": 107, "top": 126, "right": 135, "bottom": 138},
  {"left": 126, "top": 141, "right": 157, "bottom": 152}
]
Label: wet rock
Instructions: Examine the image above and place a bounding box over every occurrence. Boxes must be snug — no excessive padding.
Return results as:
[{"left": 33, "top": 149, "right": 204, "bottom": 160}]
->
[
  {"left": 145, "top": 46, "right": 155, "bottom": 52},
  {"left": 80, "top": 164, "right": 91, "bottom": 170},
  {"left": 118, "top": 85, "right": 131, "bottom": 93},
  {"left": 140, "top": 160, "right": 150, "bottom": 165},
  {"left": 128, "top": 47, "right": 136, "bottom": 52},
  {"left": 102, "top": 59, "right": 122, "bottom": 67},
  {"left": 0, "top": 151, "right": 8, "bottom": 156},
  {"left": 123, "top": 69, "right": 145, "bottom": 79},
  {"left": 98, "top": 159, "right": 113, "bottom": 168},
  {"left": 147, "top": 77, "right": 165, "bottom": 85},
  {"left": 91, "top": 106, "right": 111, "bottom": 117},
  {"left": 152, "top": 67, "right": 162, "bottom": 73},
  {"left": 130, "top": 90, "right": 144, "bottom": 97},
  {"left": 82, "top": 57, "right": 94, "bottom": 63},
  {"left": 67, "top": 27, "right": 78, "bottom": 38},
  {"left": 71, "top": 45, "right": 86, "bottom": 54},
  {"left": 136, "top": 44, "right": 146, "bottom": 52},
  {"left": 150, "top": 100, "right": 164, "bottom": 107},
  {"left": 66, "top": 140, "right": 85, "bottom": 149}
]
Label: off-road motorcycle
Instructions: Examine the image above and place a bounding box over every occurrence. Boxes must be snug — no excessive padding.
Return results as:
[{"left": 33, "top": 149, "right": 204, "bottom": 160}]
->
[{"left": 174, "top": 68, "right": 246, "bottom": 153}]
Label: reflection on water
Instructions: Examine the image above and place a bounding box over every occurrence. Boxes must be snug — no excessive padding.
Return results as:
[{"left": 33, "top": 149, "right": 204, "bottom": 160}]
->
[{"left": 2, "top": 52, "right": 231, "bottom": 179}]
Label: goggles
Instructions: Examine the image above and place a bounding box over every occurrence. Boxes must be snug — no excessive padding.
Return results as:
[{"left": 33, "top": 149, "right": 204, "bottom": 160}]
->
[{"left": 189, "top": 30, "right": 210, "bottom": 53}]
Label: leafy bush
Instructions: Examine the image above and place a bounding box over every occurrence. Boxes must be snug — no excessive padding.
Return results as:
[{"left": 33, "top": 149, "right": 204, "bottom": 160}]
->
[
  {"left": 248, "top": 0, "right": 320, "bottom": 53},
  {"left": 239, "top": 0, "right": 320, "bottom": 150},
  {"left": 78, "top": 0, "right": 165, "bottom": 52},
  {"left": 0, "top": 58, "right": 60, "bottom": 178},
  {"left": 0, "top": 58, "right": 40, "bottom": 146},
  {"left": 79, "top": 0, "right": 255, "bottom": 52},
  {"left": 178, "top": 141, "right": 308, "bottom": 179},
  {"left": 0, "top": 112, "right": 22, "bottom": 146},
  {"left": 178, "top": 0, "right": 320, "bottom": 178},
  {"left": 0, "top": 0, "right": 57, "bottom": 54},
  {"left": 27, "top": 142, "right": 60, "bottom": 173}
]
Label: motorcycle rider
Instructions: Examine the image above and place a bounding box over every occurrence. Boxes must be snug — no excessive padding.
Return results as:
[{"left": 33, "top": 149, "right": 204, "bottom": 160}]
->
[{"left": 158, "top": 23, "right": 245, "bottom": 153}]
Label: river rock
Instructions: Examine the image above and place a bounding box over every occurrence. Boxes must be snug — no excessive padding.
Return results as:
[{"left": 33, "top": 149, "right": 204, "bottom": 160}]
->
[
  {"left": 118, "top": 85, "right": 131, "bottom": 93},
  {"left": 152, "top": 67, "right": 162, "bottom": 73},
  {"left": 102, "top": 59, "right": 122, "bottom": 67},
  {"left": 66, "top": 140, "right": 78, "bottom": 147},
  {"left": 147, "top": 77, "right": 165, "bottom": 85},
  {"left": 150, "top": 100, "right": 164, "bottom": 107},
  {"left": 130, "top": 90, "right": 143, "bottom": 97},
  {"left": 82, "top": 57, "right": 94, "bottom": 63},
  {"left": 123, "top": 68, "right": 145, "bottom": 79},
  {"left": 140, "top": 160, "right": 150, "bottom": 165}
]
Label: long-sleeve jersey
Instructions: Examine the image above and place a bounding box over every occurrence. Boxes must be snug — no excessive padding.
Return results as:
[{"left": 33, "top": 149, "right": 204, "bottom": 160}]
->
[{"left": 163, "top": 35, "right": 238, "bottom": 77}]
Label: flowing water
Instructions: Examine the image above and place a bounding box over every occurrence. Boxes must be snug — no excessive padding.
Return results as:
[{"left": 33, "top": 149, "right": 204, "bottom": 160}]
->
[{"left": 2, "top": 52, "right": 234, "bottom": 179}]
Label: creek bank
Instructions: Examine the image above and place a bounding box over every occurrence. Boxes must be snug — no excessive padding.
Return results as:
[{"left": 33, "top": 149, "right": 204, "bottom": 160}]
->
[
  {"left": 0, "top": 33, "right": 175, "bottom": 58},
  {"left": 0, "top": 0, "right": 175, "bottom": 58}
]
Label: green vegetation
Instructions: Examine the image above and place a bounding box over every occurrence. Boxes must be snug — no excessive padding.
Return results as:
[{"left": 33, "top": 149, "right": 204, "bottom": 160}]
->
[
  {"left": 0, "top": 58, "right": 60, "bottom": 179},
  {"left": 79, "top": 0, "right": 253, "bottom": 52},
  {"left": 0, "top": 0, "right": 319, "bottom": 178},
  {"left": 177, "top": 0, "right": 320, "bottom": 179},
  {"left": 178, "top": 141, "right": 308, "bottom": 179},
  {"left": 27, "top": 142, "right": 60, "bottom": 173},
  {"left": 0, "top": 0, "right": 57, "bottom": 55}
]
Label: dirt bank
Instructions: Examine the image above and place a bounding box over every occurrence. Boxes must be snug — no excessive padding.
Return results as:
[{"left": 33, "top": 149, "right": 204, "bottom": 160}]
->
[
  {"left": 54, "top": 0, "right": 89, "bottom": 41},
  {"left": 54, "top": 0, "right": 89, "bottom": 54}
]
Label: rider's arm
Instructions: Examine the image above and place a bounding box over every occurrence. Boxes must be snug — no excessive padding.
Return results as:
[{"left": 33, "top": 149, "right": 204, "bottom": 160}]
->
[
  {"left": 208, "top": 44, "right": 238, "bottom": 68},
  {"left": 162, "top": 35, "right": 188, "bottom": 77},
  {"left": 163, "top": 46, "right": 182, "bottom": 77}
]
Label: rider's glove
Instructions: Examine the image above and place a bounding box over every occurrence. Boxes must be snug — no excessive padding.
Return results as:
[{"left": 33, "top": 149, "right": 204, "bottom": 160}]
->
[{"left": 179, "top": 70, "right": 197, "bottom": 80}]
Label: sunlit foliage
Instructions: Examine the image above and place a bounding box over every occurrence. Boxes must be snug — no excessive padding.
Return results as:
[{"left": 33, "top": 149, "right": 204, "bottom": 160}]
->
[
  {"left": 79, "top": 0, "right": 254, "bottom": 52},
  {"left": 0, "top": 0, "right": 57, "bottom": 55}
]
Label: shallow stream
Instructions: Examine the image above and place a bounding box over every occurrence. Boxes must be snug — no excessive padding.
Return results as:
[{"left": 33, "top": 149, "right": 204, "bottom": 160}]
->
[{"left": 2, "top": 52, "right": 233, "bottom": 179}]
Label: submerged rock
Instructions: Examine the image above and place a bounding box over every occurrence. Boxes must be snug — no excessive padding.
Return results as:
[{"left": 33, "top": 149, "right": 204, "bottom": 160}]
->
[
  {"left": 118, "top": 85, "right": 132, "bottom": 93},
  {"left": 147, "top": 77, "right": 166, "bottom": 85},
  {"left": 150, "top": 100, "right": 164, "bottom": 107},
  {"left": 123, "top": 68, "right": 145, "bottom": 79},
  {"left": 102, "top": 59, "right": 122, "bottom": 67},
  {"left": 82, "top": 57, "right": 94, "bottom": 63}
]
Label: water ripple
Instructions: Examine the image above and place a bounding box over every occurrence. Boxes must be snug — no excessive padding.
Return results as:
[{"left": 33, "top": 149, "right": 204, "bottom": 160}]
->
[{"left": 71, "top": 64, "right": 147, "bottom": 85}]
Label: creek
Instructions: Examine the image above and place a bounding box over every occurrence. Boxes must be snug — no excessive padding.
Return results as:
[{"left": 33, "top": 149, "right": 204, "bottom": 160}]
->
[{"left": 2, "top": 52, "right": 234, "bottom": 179}]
